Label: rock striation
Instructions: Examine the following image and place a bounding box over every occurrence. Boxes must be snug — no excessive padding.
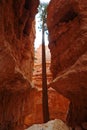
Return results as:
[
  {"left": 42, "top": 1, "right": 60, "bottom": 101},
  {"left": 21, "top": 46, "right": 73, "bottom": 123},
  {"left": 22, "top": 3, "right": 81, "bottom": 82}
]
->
[
  {"left": 47, "top": 0, "right": 87, "bottom": 128},
  {"left": 0, "top": 0, "right": 39, "bottom": 130},
  {"left": 24, "top": 45, "right": 69, "bottom": 127},
  {"left": 33, "top": 45, "right": 52, "bottom": 88},
  {"left": 24, "top": 88, "right": 69, "bottom": 127}
]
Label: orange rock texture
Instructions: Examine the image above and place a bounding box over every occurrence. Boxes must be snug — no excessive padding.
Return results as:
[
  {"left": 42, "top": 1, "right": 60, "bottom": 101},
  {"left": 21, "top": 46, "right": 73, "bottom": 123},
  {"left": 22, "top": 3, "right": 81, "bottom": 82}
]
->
[
  {"left": 24, "top": 45, "right": 69, "bottom": 127},
  {"left": 0, "top": 0, "right": 39, "bottom": 130},
  {"left": 33, "top": 45, "right": 52, "bottom": 88},
  {"left": 47, "top": 0, "right": 87, "bottom": 128},
  {"left": 25, "top": 88, "right": 69, "bottom": 127}
]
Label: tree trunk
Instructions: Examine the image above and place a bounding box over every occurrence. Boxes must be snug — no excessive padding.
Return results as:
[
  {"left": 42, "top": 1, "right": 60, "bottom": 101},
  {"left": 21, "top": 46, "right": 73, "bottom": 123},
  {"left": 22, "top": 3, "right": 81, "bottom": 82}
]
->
[{"left": 42, "top": 21, "right": 50, "bottom": 123}]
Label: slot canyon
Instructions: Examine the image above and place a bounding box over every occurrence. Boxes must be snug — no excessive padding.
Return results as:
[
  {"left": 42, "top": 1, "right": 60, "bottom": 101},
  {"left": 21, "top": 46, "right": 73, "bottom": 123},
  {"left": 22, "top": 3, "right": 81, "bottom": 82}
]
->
[{"left": 0, "top": 0, "right": 87, "bottom": 130}]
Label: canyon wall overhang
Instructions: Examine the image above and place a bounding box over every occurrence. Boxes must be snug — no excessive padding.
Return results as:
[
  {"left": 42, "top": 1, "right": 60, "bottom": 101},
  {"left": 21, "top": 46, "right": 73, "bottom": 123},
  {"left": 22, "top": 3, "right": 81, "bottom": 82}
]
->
[
  {"left": 47, "top": 0, "right": 87, "bottom": 127},
  {"left": 0, "top": 0, "right": 39, "bottom": 129}
]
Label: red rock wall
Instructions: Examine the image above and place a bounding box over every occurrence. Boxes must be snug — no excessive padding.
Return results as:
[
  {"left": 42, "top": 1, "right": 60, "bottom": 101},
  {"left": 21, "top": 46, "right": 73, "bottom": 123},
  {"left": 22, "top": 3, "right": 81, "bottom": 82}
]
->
[
  {"left": 47, "top": 0, "right": 87, "bottom": 128},
  {"left": 25, "top": 88, "right": 69, "bottom": 128},
  {"left": 24, "top": 88, "right": 69, "bottom": 127},
  {"left": 24, "top": 45, "right": 69, "bottom": 127},
  {"left": 0, "top": 0, "right": 39, "bottom": 130},
  {"left": 33, "top": 45, "right": 52, "bottom": 88}
]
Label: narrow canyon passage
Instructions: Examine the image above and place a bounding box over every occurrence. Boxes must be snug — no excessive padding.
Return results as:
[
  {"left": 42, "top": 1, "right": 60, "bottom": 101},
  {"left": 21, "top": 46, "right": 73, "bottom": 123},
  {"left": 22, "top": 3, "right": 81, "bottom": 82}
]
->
[
  {"left": 0, "top": 0, "right": 87, "bottom": 130},
  {"left": 24, "top": 45, "right": 69, "bottom": 127}
]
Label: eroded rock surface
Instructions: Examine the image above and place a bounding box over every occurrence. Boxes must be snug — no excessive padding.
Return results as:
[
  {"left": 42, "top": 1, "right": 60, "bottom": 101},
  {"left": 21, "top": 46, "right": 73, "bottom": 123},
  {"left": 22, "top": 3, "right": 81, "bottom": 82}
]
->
[
  {"left": 0, "top": 0, "right": 39, "bottom": 129},
  {"left": 24, "top": 45, "right": 69, "bottom": 127},
  {"left": 47, "top": 0, "right": 87, "bottom": 127},
  {"left": 33, "top": 45, "right": 52, "bottom": 88},
  {"left": 24, "top": 88, "right": 69, "bottom": 127}
]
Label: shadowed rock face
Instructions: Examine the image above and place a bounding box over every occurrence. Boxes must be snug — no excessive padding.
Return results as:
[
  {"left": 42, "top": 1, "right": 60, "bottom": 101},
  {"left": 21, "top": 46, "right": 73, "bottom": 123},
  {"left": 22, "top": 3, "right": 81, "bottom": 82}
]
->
[
  {"left": 0, "top": 0, "right": 39, "bottom": 129},
  {"left": 47, "top": 0, "right": 87, "bottom": 127}
]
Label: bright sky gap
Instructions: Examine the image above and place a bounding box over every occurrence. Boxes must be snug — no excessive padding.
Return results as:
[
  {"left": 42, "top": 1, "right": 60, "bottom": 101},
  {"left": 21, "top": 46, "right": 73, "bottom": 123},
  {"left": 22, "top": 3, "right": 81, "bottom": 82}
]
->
[{"left": 34, "top": 0, "right": 51, "bottom": 49}]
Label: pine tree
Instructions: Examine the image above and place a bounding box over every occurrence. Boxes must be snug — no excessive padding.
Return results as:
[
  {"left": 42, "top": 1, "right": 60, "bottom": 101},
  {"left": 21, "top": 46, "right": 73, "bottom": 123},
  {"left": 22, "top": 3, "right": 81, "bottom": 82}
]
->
[{"left": 38, "top": 2, "right": 50, "bottom": 123}]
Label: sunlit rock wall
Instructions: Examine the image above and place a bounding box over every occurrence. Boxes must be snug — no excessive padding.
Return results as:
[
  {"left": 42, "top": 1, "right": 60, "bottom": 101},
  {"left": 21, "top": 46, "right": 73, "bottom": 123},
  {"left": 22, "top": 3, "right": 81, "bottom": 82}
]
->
[
  {"left": 33, "top": 45, "right": 52, "bottom": 88},
  {"left": 47, "top": 0, "right": 87, "bottom": 128},
  {"left": 24, "top": 45, "right": 69, "bottom": 128},
  {"left": 25, "top": 83, "right": 69, "bottom": 128},
  {"left": 0, "top": 0, "right": 39, "bottom": 129}
]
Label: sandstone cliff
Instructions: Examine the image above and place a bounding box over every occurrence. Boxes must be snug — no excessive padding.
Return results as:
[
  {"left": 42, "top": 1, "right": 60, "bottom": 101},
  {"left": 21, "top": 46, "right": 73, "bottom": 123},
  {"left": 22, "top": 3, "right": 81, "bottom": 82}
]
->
[
  {"left": 24, "top": 45, "right": 69, "bottom": 127},
  {"left": 1, "top": 0, "right": 87, "bottom": 129},
  {"left": 33, "top": 45, "right": 52, "bottom": 88},
  {"left": 47, "top": 0, "right": 87, "bottom": 128},
  {"left": 0, "top": 0, "right": 39, "bottom": 129}
]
